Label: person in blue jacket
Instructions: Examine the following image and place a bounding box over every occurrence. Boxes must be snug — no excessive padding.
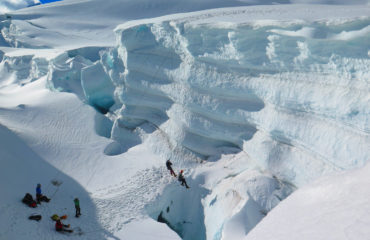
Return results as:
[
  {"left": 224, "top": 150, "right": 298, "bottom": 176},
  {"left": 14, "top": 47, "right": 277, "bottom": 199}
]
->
[
  {"left": 36, "top": 184, "right": 42, "bottom": 204},
  {"left": 36, "top": 183, "right": 50, "bottom": 204}
]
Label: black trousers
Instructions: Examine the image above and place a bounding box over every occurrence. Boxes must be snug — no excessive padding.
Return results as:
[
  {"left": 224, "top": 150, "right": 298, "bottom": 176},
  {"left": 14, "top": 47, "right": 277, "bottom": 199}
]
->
[
  {"left": 36, "top": 193, "right": 42, "bottom": 204},
  {"left": 180, "top": 179, "right": 190, "bottom": 188},
  {"left": 75, "top": 206, "right": 81, "bottom": 216}
]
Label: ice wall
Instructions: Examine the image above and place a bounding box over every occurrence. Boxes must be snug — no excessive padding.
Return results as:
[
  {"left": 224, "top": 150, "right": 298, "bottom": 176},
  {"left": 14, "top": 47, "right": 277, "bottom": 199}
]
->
[
  {"left": 111, "top": 17, "right": 370, "bottom": 239},
  {"left": 114, "top": 18, "right": 370, "bottom": 184}
]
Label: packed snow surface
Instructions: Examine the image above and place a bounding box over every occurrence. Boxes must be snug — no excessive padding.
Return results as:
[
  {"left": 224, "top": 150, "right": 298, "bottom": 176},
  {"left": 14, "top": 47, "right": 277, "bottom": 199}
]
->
[{"left": 0, "top": 0, "right": 369, "bottom": 240}]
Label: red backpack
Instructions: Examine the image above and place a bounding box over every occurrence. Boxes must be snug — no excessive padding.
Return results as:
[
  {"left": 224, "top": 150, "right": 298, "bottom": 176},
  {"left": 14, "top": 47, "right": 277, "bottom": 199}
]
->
[{"left": 55, "top": 220, "right": 63, "bottom": 231}]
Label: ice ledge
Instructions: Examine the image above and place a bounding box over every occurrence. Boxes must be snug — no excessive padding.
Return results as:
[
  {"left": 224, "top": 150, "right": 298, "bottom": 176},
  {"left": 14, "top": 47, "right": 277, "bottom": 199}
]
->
[{"left": 115, "top": 4, "right": 370, "bottom": 32}]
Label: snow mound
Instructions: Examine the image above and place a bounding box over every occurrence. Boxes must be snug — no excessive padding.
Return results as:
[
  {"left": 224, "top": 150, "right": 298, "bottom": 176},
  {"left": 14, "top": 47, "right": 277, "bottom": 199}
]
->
[{"left": 246, "top": 163, "right": 370, "bottom": 240}]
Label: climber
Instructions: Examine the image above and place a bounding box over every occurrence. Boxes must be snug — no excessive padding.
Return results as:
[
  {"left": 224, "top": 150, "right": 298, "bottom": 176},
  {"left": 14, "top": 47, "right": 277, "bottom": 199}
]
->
[
  {"left": 178, "top": 170, "right": 190, "bottom": 189},
  {"left": 74, "top": 198, "right": 81, "bottom": 218},
  {"left": 166, "top": 159, "right": 177, "bottom": 177},
  {"left": 55, "top": 218, "right": 73, "bottom": 233},
  {"left": 36, "top": 183, "right": 50, "bottom": 204}
]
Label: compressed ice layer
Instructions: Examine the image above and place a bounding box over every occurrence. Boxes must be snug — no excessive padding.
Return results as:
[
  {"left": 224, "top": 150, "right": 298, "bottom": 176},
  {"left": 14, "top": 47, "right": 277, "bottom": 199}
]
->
[
  {"left": 45, "top": 48, "right": 116, "bottom": 113},
  {"left": 81, "top": 61, "right": 115, "bottom": 114},
  {"left": 47, "top": 53, "right": 92, "bottom": 95},
  {"left": 114, "top": 16, "right": 370, "bottom": 183}
]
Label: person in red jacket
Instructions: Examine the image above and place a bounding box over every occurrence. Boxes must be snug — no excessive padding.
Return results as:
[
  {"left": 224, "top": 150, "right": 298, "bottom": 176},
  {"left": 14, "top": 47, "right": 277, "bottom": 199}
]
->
[
  {"left": 178, "top": 170, "right": 190, "bottom": 189},
  {"left": 55, "top": 219, "right": 73, "bottom": 233}
]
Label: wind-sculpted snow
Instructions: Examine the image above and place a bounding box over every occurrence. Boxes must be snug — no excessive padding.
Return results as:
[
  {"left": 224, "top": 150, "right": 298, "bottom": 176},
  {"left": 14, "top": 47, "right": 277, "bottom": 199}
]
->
[{"left": 0, "top": 0, "right": 39, "bottom": 14}]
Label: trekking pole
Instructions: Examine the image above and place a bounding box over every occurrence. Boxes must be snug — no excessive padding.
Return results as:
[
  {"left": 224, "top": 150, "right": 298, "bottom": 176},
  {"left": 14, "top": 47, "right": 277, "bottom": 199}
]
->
[{"left": 50, "top": 185, "right": 60, "bottom": 199}]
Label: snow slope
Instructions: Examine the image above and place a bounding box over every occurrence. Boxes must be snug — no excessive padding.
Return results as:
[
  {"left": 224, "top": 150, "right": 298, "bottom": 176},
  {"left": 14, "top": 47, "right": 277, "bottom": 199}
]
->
[
  {"left": 0, "top": 0, "right": 291, "bottom": 49},
  {"left": 246, "top": 163, "right": 370, "bottom": 240},
  {"left": 0, "top": 77, "right": 181, "bottom": 239},
  {"left": 0, "top": 0, "right": 369, "bottom": 239}
]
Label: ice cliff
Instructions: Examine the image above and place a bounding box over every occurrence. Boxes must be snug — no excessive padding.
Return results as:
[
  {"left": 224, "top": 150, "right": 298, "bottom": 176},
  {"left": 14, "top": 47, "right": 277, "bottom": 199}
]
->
[{"left": 111, "top": 11, "right": 370, "bottom": 239}]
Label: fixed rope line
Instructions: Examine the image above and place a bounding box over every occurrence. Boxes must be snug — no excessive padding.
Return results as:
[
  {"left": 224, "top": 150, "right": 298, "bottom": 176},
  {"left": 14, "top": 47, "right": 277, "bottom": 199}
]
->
[
  {"left": 85, "top": 165, "right": 99, "bottom": 189},
  {"left": 44, "top": 167, "right": 64, "bottom": 197}
]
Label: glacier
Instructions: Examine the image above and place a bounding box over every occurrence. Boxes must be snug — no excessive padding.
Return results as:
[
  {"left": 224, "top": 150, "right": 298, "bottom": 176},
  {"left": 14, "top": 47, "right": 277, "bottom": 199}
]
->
[{"left": 0, "top": 1, "right": 369, "bottom": 240}]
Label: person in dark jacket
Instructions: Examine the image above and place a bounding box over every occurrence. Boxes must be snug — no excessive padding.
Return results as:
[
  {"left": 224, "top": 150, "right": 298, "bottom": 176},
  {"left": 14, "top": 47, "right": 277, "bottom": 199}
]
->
[
  {"left": 22, "top": 193, "right": 37, "bottom": 208},
  {"left": 55, "top": 219, "right": 73, "bottom": 233},
  {"left": 74, "top": 198, "right": 81, "bottom": 217},
  {"left": 166, "top": 159, "right": 177, "bottom": 177},
  {"left": 178, "top": 170, "right": 190, "bottom": 189}
]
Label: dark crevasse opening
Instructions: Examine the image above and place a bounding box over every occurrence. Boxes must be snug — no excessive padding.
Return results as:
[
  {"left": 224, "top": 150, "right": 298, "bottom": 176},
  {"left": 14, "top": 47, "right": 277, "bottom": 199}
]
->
[{"left": 146, "top": 176, "right": 209, "bottom": 240}]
